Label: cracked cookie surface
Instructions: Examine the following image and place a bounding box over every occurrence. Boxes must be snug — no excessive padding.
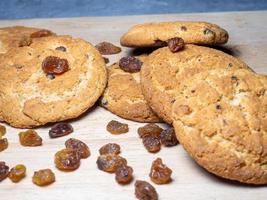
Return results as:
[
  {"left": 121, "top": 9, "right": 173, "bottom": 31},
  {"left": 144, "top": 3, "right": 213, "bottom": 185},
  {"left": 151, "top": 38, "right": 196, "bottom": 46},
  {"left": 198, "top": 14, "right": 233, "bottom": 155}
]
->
[
  {"left": 0, "top": 36, "right": 107, "bottom": 128},
  {"left": 141, "top": 45, "right": 253, "bottom": 124},
  {"left": 120, "top": 21, "right": 228, "bottom": 47},
  {"left": 172, "top": 68, "right": 267, "bottom": 184}
]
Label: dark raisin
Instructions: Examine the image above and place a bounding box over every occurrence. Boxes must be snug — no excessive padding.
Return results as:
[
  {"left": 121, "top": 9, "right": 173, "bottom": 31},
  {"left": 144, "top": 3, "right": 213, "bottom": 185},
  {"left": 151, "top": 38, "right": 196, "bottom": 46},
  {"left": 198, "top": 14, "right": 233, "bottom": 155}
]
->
[
  {"left": 103, "top": 57, "right": 109, "bottom": 64},
  {"left": 135, "top": 180, "right": 158, "bottom": 200},
  {"left": 8, "top": 164, "right": 26, "bottom": 183},
  {"left": 153, "top": 39, "right": 167, "bottom": 46},
  {"left": 228, "top": 63, "right": 233, "bottom": 67},
  {"left": 160, "top": 127, "right": 178, "bottom": 147},
  {"left": 203, "top": 28, "right": 215, "bottom": 35},
  {"left": 54, "top": 148, "right": 81, "bottom": 171},
  {"left": 65, "top": 138, "right": 90, "bottom": 159},
  {"left": 167, "top": 37, "right": 185, "bottom": 53},
  {"left": 96, "top": 154, "right": 127, "bottom": 173},
  {"left": 55, "top": 46, "right": 66, "bottom": 52},
  {"left": 42, "top": 56, "right": 69, "bottom": 75},
  {"left": 30, "top": 29, "right": 54, "bottom": 38},
  {"left": 0, "top": 138, "right": 8, "bottom": 152},
  {"left": 191, "top": 90, "right": 196, "bottom": 93},
  {"left": 106, "top": 120, "right": 129, "bottom": 135},
  {"left": 0, "top": 162, "right": 9, "bottom": 182},
  {"left": 137, "top": 123, "right": 163, "bottom": 138},
  {"left": 99, "top": 143, "right": 121, "bottom": 155},
  {"left": 231, "top": 76, "right": 238, "bottom": 81},
  {"left": 32, "top": 169, "right": 55, "bottom": 186},
  {"left": 142, "top": 135, "right": 161, "bottom": 153},
  {"left": 216, "top": 105, "right": 222, "bottom": 110},
  {"left": 0, "top": 125, "right": 6, "bottom": 137},
  {"left": 19, "top": 130, "right": 42, "bottom": 147},
  {"left": 119, "top": 56, "right": 143, "bottom": 73},
  {"left": 49, "top": 122, "right": 73, "bottom": 138},
  {"left": 95, "top": 41, "right": 121, "bottom": 55},
  {"left": 180, "top": 26, "right": 187, "bottom": 31},
  {"left": 18, "top": 36, "right": 32, "bottom": 47},
  {"left": 149, "top": 158, "right": 172, "bottom": 184},
  {"left": 115, "top": 165, "right": 133, "bottom": 184}
]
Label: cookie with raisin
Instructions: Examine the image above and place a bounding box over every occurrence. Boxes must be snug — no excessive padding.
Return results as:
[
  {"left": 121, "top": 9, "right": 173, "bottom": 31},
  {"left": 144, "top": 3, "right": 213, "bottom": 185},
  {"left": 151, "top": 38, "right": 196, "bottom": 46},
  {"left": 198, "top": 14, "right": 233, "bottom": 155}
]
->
[
  {"left": 0, "top": 26, "right": 56, "bottom": 54},
  {"left": 120, "top": 21, "right": 228, "bottom": 47},
  {"left": 140, "top": 44, "right": 253, "bottom": 124},
  {"left": 171, "top": 68, "right": 267, "bottom": 184},
  {"left": 101, "top": 55, "right": 161, "bottom": 122},
  {"left": 0, "top": 36, "right": 107, "bottom": 128}
]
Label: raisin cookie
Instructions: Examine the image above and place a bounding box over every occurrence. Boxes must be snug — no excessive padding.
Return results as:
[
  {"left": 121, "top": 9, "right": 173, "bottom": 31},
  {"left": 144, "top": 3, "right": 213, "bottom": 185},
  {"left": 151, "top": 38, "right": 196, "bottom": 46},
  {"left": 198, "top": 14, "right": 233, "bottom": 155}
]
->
[
  {"left": 172, "top": 68, "right": 267, "bottom": 184},
  {"left": 120, "top": 21, "right": 228, "bottom": 47},
  {"left": 101, "top": 56, "right": 161, "bottom": 122},
  {"left": 0, "top": 26, "right": 55, "bottom": 54},
  {"left": 0, "top": 36, "right": 107, "bottom": 128},
  {"left": 141, "top": 45, "right": 253, "bottom": 124}
]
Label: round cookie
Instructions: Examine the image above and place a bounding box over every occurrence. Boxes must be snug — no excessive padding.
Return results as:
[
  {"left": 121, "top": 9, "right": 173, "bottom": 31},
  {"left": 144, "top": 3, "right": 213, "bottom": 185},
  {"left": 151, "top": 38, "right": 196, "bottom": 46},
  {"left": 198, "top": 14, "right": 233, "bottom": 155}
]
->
[
  {"left": 120, "top": 21, "right": 228, "bottom": 47},
  {"left": 141, "top": 44, "right": 253, "bottom": 124},
  {"left": 171, "top": 68, "right": 267, "bottom": 184},
  {"left": 0, "top": 26, "right": 56, "bottom": 54},
  {"left": 0, "top": 36, "right": 107, "bottom": 128},
  {"left": 101, "top": 56, "right": 161, "bottom": 122}
]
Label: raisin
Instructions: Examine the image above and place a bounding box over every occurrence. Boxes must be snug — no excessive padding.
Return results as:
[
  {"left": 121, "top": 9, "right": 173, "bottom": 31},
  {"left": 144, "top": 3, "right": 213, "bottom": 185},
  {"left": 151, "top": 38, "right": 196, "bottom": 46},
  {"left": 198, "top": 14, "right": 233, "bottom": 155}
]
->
[
  {"left": 19, "top": 130, "right": 42, "bottom": 146},
  {"left": 55, "top": 46, "right": 67, "bottom": 52},
  {"left": 135, "top": 180, "right": 158, "bottom": 200},
  {"left": 137, "top": 124, "right": 163, "bottom": 138},
  {"left": 30, "top": 29, "right": 54, "bottom": 38},
  {"left": 18, "top": 36, "right": 32, "bottom": 47},
  {"left": 119, "top": 56, "right": 143, "bottom": 73},
  {"left": 95, "top": 41, "right": 122, "bottom": 55},
  {"left": 216, "top": 104, "right": 222, "bottom": 110},
  {"left": 0, "top": 124, "right": 6, "bottom": 138},
  {"left": 160, "top": 127, "right": 178, "bottom": 147},
  {"left": 99, "top": 143, "right": 121, "bottom": 155},
  {"left": 0, "top": 162, "right": 9, "bottom": 182},
  {"left": 96, "top": 154, "right": 127, "bottom": 173},
  {"left": 103, "top": 56, "right": 109, "bottom": 64},
  {"left": 142, "top": 135, "right": 161, "bottom": 153},
  {"left": 153, "top": 39, "right": 167, "bottom": 46},
  {"left": 32, "top": 169, "right": 55, "bottom": 186},
  {"left": 42, "top": 56, "right": 69, "bottom": 75},
  {"left": 8, "top": 164, "right": 26, "bottom": 183},
  {"left": 65, "top": 138, "right": 90, "bottom": 159},
  {"left": 149, "top": 158, "right": 172, "bottom": 184},
  {"left": 115, "top": 165, "right": 133, "bottom": 184},
  {"left": 49, "top": 122, "right": 73, "bottom": 138},
  {"left": 180, "top": 26, "right": 187, "bottom": 31},
  {"left": 106, "top": 120, "right": 129, "bottom": 134},
  {"left": 0, "top": 138, "right": 8, "bottom": 152},
  {"left": 54, "top": 148, "right": 81, "bottom": 171},
  {"left": 167, "top": 37, "right": 185, "bottom": 53}
]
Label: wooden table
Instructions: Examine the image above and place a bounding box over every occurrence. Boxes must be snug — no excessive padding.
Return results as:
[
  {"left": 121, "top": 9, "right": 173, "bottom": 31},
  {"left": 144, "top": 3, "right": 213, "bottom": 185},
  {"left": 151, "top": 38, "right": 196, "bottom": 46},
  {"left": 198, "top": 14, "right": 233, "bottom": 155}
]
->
[{"left": 0, "top": 11, "right": 266, "bottom": 200}]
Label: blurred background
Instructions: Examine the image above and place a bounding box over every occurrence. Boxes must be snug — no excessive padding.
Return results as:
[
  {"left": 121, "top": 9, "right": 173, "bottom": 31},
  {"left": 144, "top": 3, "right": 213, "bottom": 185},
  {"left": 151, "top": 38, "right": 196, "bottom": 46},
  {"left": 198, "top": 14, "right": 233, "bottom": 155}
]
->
[{"left": 0, "top": 0, "right": 267, "bottom": 19}]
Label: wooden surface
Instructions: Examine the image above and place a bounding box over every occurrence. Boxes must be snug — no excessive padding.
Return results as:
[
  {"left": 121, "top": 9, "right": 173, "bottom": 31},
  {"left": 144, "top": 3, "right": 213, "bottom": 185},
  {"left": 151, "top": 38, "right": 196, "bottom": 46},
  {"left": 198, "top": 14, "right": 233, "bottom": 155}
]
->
[{"left": 0, "top": 11, "right": 267, "bottom": 200}]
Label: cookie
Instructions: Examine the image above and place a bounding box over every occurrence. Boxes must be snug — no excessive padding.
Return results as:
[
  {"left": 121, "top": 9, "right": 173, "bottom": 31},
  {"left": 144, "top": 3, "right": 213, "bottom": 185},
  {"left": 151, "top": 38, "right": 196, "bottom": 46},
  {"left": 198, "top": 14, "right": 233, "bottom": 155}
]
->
[
  {"left": 120, "top": 21, "right": 228, "bottom": 47},
  {"left": 0, "top": 36, "right": 107, "bottom": 128},
  {"left": 101, "top": 56, "right": 161, "bottom": 122},
  {"left": 141, "top": 44, "right": 253, "bottom": 124},
  {"left": 0, "top": 26, "right": 56, "bottom": 54},
  {"left": 171, "top": 68, "right": 267, "bottom": 184}
]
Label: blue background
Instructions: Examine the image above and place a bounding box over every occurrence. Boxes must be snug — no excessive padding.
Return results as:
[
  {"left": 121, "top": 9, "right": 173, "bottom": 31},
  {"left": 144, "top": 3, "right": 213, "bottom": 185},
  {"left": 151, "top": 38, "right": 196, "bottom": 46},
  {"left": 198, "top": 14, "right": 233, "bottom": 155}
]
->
[{"left": 0, "top": 0, "right": 267, "bottom": 19}]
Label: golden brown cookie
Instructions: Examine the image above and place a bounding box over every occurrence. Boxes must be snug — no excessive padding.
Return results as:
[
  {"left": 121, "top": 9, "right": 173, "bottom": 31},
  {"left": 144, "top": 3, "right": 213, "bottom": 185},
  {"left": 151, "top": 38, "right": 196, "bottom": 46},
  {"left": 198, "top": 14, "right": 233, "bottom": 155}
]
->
[
  {"left": 171, "top": 68, "right": 267, "bottom": 184},
  {"left": 0, "top": 36, "right": 107, "bottom": 128},
  {"left": 120, "top": 21, "right": 228, "bottom": 47},
  {"left": 101, "top": 56, "right": 161, "bottom": 122},
  {"left": 141, "top": 45, "right": 253, "bottom": 124},
  {"left": 0, "top": 26, "right": 56, "bottom": 54}
]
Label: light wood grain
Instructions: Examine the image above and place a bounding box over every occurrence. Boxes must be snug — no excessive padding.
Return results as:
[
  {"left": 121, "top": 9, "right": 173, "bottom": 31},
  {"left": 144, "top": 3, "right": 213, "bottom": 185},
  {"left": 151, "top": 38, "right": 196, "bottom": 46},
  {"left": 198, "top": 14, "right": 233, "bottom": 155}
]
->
[{"left": 0, "top": 11, "right": 267, "bottom": 200}]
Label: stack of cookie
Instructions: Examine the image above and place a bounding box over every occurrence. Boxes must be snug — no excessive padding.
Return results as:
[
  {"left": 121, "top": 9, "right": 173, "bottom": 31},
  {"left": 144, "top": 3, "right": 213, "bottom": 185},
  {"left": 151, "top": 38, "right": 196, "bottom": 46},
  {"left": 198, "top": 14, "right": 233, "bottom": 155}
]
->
[
  {"left": 103, "top": 21, "right": 267, "bottom": 184},
  {"left": 0, "top": 26, "right": 107, "bottom": 128}
]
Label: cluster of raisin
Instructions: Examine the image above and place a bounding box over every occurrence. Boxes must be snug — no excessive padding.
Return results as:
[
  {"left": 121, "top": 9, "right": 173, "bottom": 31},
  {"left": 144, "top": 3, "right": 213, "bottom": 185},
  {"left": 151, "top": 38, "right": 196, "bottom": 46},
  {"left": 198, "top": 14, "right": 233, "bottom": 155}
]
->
[
  {"left": 0, "top": 162, "right": 27, "bottom": 183},
  {"left": 138, "top": 123, "right": 178, "bottom": 153},
  {"left": 97, "top": 143, "right": 133, "bottom": 185}
]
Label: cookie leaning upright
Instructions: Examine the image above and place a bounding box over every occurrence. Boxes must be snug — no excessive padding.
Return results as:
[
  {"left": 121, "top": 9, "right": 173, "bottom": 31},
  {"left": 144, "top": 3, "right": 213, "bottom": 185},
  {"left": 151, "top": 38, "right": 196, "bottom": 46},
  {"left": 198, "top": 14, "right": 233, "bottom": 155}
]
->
[
  {"left": 140, "top": 45, "right": 253, "bottom": 124},
  {"left": 0, "top": 36, "right": 107, "bottom": 128},
  {"left": 101, "top": 56, "right": 161, "bottom": 123},
  {"left": 0, "top": 26, "right": 55, "bottom": 54},
  {"left": 120, "top": 21, "right": 228, "bottom": 47},
  {"left": 171, "top": 68, "right": 267, "bottom": 184}
]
